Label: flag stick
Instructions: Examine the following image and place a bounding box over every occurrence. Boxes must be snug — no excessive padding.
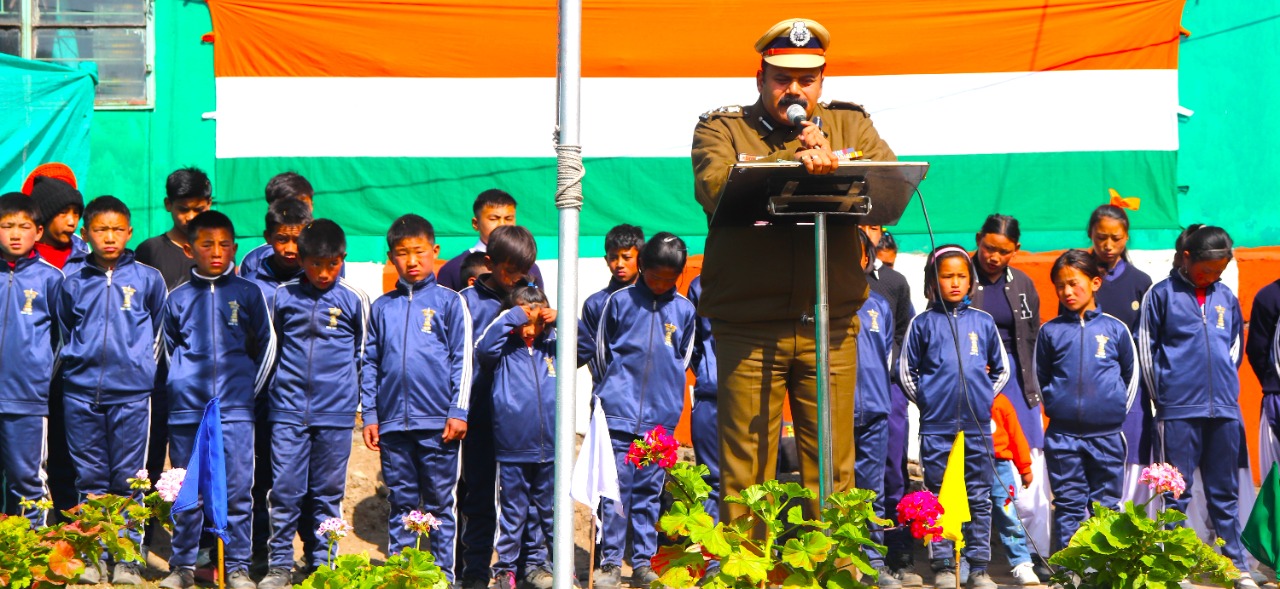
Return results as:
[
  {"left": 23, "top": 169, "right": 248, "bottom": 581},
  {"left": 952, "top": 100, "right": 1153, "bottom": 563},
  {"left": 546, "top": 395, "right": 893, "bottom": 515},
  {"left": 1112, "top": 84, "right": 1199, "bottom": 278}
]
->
[
  {"left": 218, "top": 537, "right": 226, "bottom": 589},
  {"left": 587, "top": 517, "right": 597, "bottom": 589},
  {"left": 954, "top": 545, "right": 961, "bottom": 589}
]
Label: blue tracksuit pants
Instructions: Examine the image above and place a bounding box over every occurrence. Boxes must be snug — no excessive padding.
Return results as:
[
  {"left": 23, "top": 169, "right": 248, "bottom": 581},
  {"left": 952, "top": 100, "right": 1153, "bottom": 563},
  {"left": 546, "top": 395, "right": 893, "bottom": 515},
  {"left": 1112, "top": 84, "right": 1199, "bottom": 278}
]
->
[
  {"left": 170, "top": 421, "right": 255, "bottom": 572},
  {"left": 991, "top": 460, "right": 1031, "bottom": 567},
  {"left": 459, "top": 396, "right": 497, "bottom": 581},
  {"left": 883, "top": 384, "right": 913, "bottom": 566},
  {"left": 268, "top": 424, "right": 352, "bottom": 569},
  {"left": 690, "top": 396, "right": 721, "bottom": 521},
  {"left": 1044, "top": 430, "right": 1123, "bottom": 551},
  {"left": 600, "top": 430, "right": 665, "bottom": 569},
  {"left": 854, "top": 412, "right": 889, "bottom": 568},
  {"left": 1158, "top": 418, "right": 1248, "bottom": 569},
  {"left": 0, "top": 414, "right": 49, "bottom": 528},
  {"left": 381, "top": 429, "right": 460, "bottom": 581},
  {"left": 64, "top": 394, "right": 150, "bottom": 499},
  {"left": 921, "top": 432, "right": 993, "bottom": 570},
  {"left": 494, "top": 461, "right": 554, "bottom": 575}
]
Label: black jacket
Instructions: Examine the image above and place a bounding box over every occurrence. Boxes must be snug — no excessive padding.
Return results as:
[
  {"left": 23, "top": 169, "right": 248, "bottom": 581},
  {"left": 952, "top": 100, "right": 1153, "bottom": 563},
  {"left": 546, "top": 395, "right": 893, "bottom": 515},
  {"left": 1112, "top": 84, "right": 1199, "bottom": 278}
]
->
[{"left": 973, "top": 265, "right": 1042, "bottom": 408}]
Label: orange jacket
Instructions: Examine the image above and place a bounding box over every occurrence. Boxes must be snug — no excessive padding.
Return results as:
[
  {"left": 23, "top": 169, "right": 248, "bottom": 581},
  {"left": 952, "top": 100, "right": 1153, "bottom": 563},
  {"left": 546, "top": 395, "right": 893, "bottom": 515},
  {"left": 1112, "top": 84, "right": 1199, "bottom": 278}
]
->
[{"left": 992, "top": 393, "right": 1033, "bottom": 475}]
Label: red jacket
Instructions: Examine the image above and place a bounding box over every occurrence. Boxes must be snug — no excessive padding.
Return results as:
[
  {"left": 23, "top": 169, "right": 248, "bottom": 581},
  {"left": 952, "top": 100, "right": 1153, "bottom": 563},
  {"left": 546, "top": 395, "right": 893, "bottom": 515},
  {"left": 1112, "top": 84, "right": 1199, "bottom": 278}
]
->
[{"left": 992, "top": 393, "right": 1032, "bottom": 475}]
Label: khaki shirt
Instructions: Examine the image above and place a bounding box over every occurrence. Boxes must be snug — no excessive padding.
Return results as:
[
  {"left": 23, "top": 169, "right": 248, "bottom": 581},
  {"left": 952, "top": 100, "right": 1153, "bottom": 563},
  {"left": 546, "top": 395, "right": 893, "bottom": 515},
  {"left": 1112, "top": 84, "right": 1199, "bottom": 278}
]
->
[{"left": 691, "top": 99, "right": 896, "bottom": 323}]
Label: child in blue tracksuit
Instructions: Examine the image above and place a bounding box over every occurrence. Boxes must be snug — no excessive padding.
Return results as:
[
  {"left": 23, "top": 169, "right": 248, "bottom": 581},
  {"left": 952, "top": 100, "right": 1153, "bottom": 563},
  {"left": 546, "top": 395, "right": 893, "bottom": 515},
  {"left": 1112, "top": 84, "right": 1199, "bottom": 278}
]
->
[
  {"left": 686, "top": 275, "right": 721, "bottom": 522},
  {"left": 593, "top": 232, "right": 696, "bottom": 589},
  {"left": 900, "top": 245, "right": 1008, "bottom": 589},
  {"left": 360, "top": 214, "right": 472, "bottom": 582},
  {"left": 236, "top": 171, "right": 314, "bottom": 279},
  {"left": 854, "top": 231, "right": 895, "bottom": 586},
  {"left": 577, "top": 224, "right": 644, "bottom": 380},
  {"left": 1037, "top": 250, "right": 1136, "bottom": 553},
  {"left": 0, "top": 194, "right": 63, "bottom": 529},
  {"left": 162, "top": 211, "right": 275, "bottom": 589},
  {"left": 261, "top": 219, "right": 369, "bottom": 585},
  {"left": 476, "top": 286, "right": 558, "bottom": 589},
  {"left": 457, "top": 224, "right": 538, "bottom": 587},
  {"left": 58, "top": 196, "right": 167, "bottom": 583},
  {"left": 1138, "top": 225, "right": 1256, "bottom": 587}
]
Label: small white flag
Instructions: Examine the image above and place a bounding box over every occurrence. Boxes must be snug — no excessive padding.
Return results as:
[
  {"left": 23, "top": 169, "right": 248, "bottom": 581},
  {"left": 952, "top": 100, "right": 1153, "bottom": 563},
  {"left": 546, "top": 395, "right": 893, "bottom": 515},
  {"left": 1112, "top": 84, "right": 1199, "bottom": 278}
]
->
[{"left": 571, "top": 402, "right": 622, "bottom": 536}]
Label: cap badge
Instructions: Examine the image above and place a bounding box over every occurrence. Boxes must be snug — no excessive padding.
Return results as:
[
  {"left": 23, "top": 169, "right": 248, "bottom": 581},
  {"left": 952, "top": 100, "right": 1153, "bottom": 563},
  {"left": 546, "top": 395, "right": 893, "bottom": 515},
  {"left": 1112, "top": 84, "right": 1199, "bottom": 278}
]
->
[{"left": 788, "top": 21, "right": 812, "bottom": 47}]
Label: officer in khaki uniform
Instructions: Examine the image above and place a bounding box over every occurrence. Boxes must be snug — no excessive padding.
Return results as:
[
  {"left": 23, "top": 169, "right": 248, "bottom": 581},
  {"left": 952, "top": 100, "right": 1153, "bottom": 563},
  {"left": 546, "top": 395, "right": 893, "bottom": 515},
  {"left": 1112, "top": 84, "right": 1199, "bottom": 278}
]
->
[{"left": 691, "top": 18, "right": 896, "bottom": 524}]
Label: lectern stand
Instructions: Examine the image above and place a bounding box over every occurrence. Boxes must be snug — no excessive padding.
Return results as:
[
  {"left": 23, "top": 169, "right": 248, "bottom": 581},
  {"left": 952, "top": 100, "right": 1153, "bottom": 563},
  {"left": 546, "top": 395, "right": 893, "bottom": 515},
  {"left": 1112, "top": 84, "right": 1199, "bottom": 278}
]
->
[{"left": 710, "top": 160, "right": 929, "bottom": 504}]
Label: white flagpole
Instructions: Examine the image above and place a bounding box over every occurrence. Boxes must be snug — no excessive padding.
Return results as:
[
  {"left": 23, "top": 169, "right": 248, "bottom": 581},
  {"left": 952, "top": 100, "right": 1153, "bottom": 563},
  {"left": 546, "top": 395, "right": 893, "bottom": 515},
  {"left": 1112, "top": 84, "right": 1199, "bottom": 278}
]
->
[{"left": 553, "top": 0, "right": 583, "bottom": 587}]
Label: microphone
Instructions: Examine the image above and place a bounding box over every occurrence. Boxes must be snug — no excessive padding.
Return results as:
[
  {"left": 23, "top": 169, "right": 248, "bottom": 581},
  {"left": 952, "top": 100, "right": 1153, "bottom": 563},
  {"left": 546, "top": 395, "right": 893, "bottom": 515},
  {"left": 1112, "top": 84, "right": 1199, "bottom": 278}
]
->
[{"left": 786, "top": 103, "right": 807, "bottom": 127}]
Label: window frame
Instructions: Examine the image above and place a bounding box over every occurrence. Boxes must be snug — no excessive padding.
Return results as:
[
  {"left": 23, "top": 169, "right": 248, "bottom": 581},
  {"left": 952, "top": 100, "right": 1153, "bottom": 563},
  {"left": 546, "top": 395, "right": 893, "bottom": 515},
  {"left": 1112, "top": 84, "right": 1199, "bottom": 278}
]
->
[{"left": 11, "top": 0, "right": 156, "bottom": 110}]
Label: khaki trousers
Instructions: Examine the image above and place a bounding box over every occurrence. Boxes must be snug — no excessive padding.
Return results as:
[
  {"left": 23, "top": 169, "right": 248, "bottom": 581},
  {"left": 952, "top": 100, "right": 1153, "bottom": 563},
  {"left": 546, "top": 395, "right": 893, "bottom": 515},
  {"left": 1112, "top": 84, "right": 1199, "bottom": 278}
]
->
[{"left": 712, "top": 315, "right": 859, "bottom": 522}]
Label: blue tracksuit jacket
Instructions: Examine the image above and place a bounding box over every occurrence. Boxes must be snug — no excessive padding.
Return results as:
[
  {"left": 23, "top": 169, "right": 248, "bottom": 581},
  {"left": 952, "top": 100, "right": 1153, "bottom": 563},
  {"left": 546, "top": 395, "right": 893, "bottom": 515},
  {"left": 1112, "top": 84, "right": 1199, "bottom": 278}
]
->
[
  {"left": 686, "top": 276, "right": 717, "bottom": 401},
  {"left": 0, "top": 254, "right": 63, "bottom": 415},
  {"left": 1138, "top": 270, "right": 1244, "bottom": 420},
  {"left": 58, "top": 251, "right": 166, "bottom": 403},
  {"left": 270, "top": 278, "right": 370, "bottom": 428},
  {"left": 240, "top": 255, "right": 303, "bottom": 312},
  {"left": 476, "top": 306, "right": 556, "bottom": 463},
  {"left": 899, "top": 301, "right": 1009, "bottom": 435},
  {"left": 593, "top": 280, "right": 696, "bottom": 434},
  {"left": 164, "top": 269, "right": 276, "bottom": 425},
  {"left": 578, "top": 279, "right": 630, "bottom": 379},
  {"left": 1036, "top": 308, "right": 1138, "bottom": 436},
  {"left": 361, "top": 275, "right": 472, "bottom": 433},
  {"left": 856, "top": 291, "right": 895, "bottom": 422}
]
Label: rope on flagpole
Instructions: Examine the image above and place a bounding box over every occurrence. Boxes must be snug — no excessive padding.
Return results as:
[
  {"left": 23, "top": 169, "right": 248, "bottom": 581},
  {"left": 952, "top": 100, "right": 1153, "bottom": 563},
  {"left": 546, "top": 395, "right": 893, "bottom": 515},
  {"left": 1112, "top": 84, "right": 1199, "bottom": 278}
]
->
[{"left": 555, "top": 143, "right": 584, "bottom": 210}]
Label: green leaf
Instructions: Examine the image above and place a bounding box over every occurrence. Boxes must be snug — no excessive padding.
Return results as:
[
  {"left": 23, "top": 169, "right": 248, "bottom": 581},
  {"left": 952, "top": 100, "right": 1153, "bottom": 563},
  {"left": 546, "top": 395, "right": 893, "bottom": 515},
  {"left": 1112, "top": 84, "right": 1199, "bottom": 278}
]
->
[
  {"left": 721, "top": 551, "right": 770, "bottom": 583},
  {"left": 825, "top": 569, "right": 863, "bottom": 589},
  {"left": 781, "top": 571, "right": 821, "bottom": 589}
]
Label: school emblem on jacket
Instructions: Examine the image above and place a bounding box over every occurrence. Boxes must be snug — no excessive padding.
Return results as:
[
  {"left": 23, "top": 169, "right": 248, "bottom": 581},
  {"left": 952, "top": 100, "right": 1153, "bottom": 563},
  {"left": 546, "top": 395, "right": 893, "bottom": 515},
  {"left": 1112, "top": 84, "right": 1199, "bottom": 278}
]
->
[
  {"left": 664, "top": 323, "right": 677, "bottom": 347},
  {"left": 421, "top": 308, "right": 435, "bottom": 333},
  {"left": 867, "top": 309, "right": 880, "bottom": 333},
  {"left": 120, "top": 285, "right": 137, "bottom": 310},
  {"left": 326, "top": 307, "right": 342, "bottom": 330},
  {"left": 1131, "top": 300, "right": 1140, "bottom": 311},
  {"left": 227, "top": 301, "right": 240, "bottom": 326},
  {"left": 545, "top": 357, "right": 556, "bottom": 377},
  {"left": 1095, "top": 334, "right": 1110, "bottom": 359},
  {"left": 21, "top": 289, "right": 37, "bottom": 315},
  {"left": 1214, "top": 305, "right": 1226, "bottom": 329},
  {"left": 968, "top": 332, "right": 979, "bottom": 356}
]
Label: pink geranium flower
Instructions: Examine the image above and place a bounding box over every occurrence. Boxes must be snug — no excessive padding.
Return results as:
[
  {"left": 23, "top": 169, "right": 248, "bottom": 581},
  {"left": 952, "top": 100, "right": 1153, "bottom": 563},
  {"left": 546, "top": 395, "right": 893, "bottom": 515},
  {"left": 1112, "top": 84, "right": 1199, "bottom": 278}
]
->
[
  {"left": 897, "top": 490, "right": 944, "bottom": 542},
  {"left": 1139, "top": 463, "right": 1186, "bottom": 499}
]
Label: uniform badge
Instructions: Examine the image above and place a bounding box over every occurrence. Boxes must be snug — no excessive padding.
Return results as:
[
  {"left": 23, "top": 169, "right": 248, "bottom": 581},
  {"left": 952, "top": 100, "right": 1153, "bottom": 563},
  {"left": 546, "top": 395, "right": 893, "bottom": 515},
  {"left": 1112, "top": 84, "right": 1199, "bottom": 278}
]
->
[
  {"left": 867, "top": 309, "right": 880, "bottom": 333},
  {"left": 120, "top": 286, "right": 137, "bottom": 311},
  {"left": 1131, "top": 300, "right": 1140, "bottom": 311},
  {"left": 1095, "top": 334, "right": 1110, "bottom": 359},
  {"left": 1215, "top": 305, "right": 1226, "bottom": 329},
  {"left": 664, "top": 323, "right": 677, "bottom": 347},
  {"left": 421, "top": 308, "right": 436, "bottom": 333},
  {"left": 326, "top": 307, "right": 342, "bottom": 330},
  {"left": 545, "top": 357, "right": 557, "bottom": 377},
  {"left": 21, "top": 289, "right": 38, "bottom": 315},
  {"left": 968, "top": 332, "right": 979, "bottom": 356},
  {"left": 788, "top": 21, "right": 812, "bottom": 46},
  {"left": 228, "top": 301, "right": 240, "bottom": 326}
]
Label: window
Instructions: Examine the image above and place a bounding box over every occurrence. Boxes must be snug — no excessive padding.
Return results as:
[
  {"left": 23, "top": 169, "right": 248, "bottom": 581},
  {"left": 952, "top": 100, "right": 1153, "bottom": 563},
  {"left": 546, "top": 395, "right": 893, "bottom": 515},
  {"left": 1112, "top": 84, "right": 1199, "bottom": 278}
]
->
[{"left": 0, "top": 0, "right": 154, "bottom": 108}]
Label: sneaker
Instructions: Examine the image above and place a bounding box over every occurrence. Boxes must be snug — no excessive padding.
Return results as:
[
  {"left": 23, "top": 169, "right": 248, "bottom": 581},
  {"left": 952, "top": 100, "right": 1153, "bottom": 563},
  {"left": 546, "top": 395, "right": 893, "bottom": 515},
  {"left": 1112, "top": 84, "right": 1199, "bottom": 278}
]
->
[
  {"left": 594, "top": 565, "right": 623, "bottom": 589},
  {"left": 526, "top": 566, "right": 555, "bottom": 589},
  {"left": 934, "top": 570, "right": 957, "bottom": 589},
  {"left": 227, "top": 568, "right": 258, "bottom": 589},
  {"left": 1178, "top": 579, "right": 1195, "bottom": 589},
  {"left": 967, "top": 570, "right": 997, "bottom": 589},
  {"left": 632, "top": 566, "right": 660, "bottom": 587},
  {"left": 1031, "top": 558, "right": 1053, "bottom": 584},
  {"left": 494, "top": 571, "right": 518, "bottom": 589},
  {"left": 876, "top": 566, "right": 903, "bottom": 589},
  {"left": 259, "top": 567, "right": 294, "bottom": 589},
  {"left": 77, "top": 558, "right": 107, "bottom": 584},
  {"left": 1012, "top": 562, "right": 1040, "bottom": 586},
  {"left": 160, "top": 567, "right": 197, "bottom": 589},
  {"left": 1235, "top": 576, "right": 1261, "bottom": 589},
  {"left": 112, "top": 561, "right": 145, "bottom": 585},
  {"left": 894, "top": 568, "right": 924, "bottom": 588}
]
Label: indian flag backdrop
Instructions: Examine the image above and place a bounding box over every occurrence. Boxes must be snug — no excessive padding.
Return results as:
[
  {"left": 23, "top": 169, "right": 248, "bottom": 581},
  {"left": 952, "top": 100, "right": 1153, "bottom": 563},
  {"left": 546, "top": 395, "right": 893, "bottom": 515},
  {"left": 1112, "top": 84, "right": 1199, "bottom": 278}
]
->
[{"left": 209, "top": 0, "right": 1185, "bottom": 261}]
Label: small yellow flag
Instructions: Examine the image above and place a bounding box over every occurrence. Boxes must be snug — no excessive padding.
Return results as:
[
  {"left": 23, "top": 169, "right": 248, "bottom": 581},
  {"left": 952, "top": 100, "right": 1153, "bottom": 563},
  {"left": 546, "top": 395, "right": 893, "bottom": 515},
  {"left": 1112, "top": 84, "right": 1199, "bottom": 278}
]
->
[{"left": 936, "top": 431, "right": 971, "bottom": 549}]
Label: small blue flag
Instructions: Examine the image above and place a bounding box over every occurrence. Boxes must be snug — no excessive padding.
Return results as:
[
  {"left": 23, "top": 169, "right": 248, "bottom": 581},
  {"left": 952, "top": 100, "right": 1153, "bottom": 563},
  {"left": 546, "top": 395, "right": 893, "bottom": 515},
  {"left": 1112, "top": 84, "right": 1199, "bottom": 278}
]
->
[{"left": 171, "top": 398, "right": 229, "bottom": 542}]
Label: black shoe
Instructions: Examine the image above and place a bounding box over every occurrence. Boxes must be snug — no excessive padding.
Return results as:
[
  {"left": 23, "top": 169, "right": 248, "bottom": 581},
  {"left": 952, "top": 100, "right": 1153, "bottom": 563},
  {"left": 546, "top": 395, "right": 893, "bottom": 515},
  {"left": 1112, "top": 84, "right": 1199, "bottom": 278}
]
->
[
  {"left": 632, "top": 566, "right": 659, "bottom": 587},
  {"left": 227, "top": 568, "right": 258, "bottom": 589},
  {"left": 594, "top": 565, "right": 622, "bottom": 589},
  {"left": 525, "top": 566, "right": 554, "bottom": 589},
  {"left": 259, "top": 567, "right": 294, "bottom": 589},
  {"left": 160, "top": 567, "right": 197, "bottom": 589},
  {"left": 462, "top": 576, "right": 492, "bottom": 589},
  {"left": 1031, "top": 558, "right": 1053, "bottom": 584}
]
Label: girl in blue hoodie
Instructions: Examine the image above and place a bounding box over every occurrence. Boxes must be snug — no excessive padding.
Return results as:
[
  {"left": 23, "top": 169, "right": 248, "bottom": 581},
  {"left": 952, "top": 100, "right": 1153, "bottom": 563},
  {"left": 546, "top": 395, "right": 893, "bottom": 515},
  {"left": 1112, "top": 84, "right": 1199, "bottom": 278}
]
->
[
  {"left": 1138, "top": 225, "right": 1255, "bottom": 587},
  {"left": 1036, "top": 249, "right": 1137, "bottom": 553},
  {"left": 900, "top": 245, "right": 1008, "bottom": 589}
]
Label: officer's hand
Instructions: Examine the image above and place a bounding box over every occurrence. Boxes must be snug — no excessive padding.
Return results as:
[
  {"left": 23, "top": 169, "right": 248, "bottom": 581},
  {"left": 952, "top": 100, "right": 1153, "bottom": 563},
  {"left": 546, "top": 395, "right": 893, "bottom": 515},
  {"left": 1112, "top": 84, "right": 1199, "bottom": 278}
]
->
[
  {"left": 1021, "top": 471, "right": 1034, "bottom": 488},
  {"left": 798, "top": 120, "right": 831, "bottom": 152},
  {"left": 797, "top": 147, "right": 838, "bottom": 175},
  {"left": 443, "top": 418, "right": 468, "bottom": 442},
  {"left": 362, "top": 424, "right": 380, "bottom": 451}
]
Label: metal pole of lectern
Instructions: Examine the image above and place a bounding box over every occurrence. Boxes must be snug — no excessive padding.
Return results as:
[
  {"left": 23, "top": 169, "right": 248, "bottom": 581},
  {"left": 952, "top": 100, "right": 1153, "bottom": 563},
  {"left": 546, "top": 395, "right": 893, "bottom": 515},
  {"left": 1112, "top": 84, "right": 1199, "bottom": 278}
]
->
[{"left": 813, "top": 212, "right": 834, "bottom": 506}]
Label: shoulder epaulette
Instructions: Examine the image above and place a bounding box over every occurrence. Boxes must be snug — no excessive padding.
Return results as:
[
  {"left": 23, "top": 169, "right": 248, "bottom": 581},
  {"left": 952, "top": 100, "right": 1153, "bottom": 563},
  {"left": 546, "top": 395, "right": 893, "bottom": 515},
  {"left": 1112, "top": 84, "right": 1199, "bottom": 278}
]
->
[
  {"left": 699, "top": 105, "right": 744, "bottom": 121},
  {"left": 823, "top": 100, "right": 870, "bottom": 117}
]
